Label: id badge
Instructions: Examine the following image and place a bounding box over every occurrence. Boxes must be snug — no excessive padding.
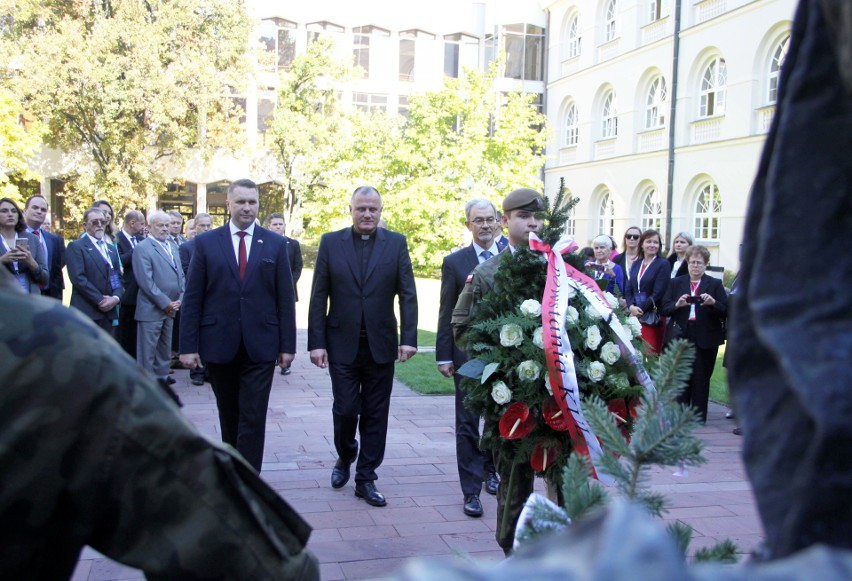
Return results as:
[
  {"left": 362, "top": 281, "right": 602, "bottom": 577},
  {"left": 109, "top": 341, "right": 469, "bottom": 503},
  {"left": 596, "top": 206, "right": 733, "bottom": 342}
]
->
[
  {"left": 109, "top": 268, "right": 122, "bottom": 291},
  {"left": 15, "top": 272, "right": 29, "bottom": 293}
]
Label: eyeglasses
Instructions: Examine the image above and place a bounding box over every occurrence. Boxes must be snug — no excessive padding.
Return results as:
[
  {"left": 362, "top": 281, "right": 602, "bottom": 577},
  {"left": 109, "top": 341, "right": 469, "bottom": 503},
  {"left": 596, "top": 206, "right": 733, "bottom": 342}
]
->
[
  {"left": 625, "top": 233, "right": 640, "bottom": 240},
  {"left": 88, "top": 219, "right": 108, "bottom": 226},
  {"left": 470, "top": 217, "right": 497, "bottom": 226},
  {"left": 688, "top": 260, "right": 707, "bottom": 266}
]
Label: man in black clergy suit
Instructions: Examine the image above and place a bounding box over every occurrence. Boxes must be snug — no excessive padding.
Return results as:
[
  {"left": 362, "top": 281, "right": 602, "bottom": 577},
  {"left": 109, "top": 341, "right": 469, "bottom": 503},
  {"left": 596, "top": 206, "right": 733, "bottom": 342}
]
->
[
  {"left": 180, "top": 179, "right": 296, "bottom": 472},
  {"left": 66, "top": 208, "right": 123, "bottom": 336},
  {"left": 308, "top": 186, "right": 418, "bottom": 507},
  {"left": 436, "top": 198, "right": 503, "bottom": 518},
  {"left": 23, "top": 195, "right": 66, "bottom": 300}
]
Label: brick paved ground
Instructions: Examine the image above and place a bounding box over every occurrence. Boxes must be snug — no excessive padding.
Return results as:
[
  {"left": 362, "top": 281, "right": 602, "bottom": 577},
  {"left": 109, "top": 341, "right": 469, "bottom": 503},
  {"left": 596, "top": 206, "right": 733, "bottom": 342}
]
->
[{"left": 72, "top": 328, "right": 762, "bottom": 580}]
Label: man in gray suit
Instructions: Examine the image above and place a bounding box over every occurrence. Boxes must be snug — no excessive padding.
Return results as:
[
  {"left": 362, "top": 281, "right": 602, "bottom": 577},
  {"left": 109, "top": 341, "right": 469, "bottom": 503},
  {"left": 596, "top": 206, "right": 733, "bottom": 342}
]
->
[{"left": 133, "top": 211, "right": 185, "bottom": 389}]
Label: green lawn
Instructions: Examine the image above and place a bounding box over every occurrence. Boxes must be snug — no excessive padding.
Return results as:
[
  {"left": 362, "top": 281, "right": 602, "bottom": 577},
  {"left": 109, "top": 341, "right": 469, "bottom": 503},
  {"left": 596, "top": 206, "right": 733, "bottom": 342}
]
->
[
  {"left": 709, "top": 344, "right": 730, "bottom": 404},
  {"left": 395, "top": 328, "right": 455, "bottom": 395}
]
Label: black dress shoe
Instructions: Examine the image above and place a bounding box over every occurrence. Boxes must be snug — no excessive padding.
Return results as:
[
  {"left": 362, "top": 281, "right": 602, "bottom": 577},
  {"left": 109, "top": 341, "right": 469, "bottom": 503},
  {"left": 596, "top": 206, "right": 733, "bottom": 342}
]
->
[
  {"left": 191, "top": 379, "right": 204, "bottom": 386},
  {"left": 355, "top": 482, "right": 387, "bottom": 507},
  {"left": 331, "top": 445, "right": 358, "bottom": 489},
  {"left": 485, "top": 472, "right": 499, "bottom": 495},
  {"left": 280, "top": 367, "right": 291, "bottom": 375},
  {"left": 165, "top": 376, "right": 176, "bottom": 385},
  {"left": 463, "top": 494, "right": 483, "bottom": 517}
]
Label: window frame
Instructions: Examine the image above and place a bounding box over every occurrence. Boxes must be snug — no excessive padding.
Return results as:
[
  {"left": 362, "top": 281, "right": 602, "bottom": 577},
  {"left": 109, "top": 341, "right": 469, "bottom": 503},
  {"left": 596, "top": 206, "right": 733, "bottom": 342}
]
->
[
  {"left": 604, "top": 0, "right": 618, "bottom": 43},
  {"left": 768, "top": 35, "right": 789, "bottom": 104},
  {"left": 598, "top": 191, "right": 616, "bottom": 237},
  {"left": 645, "top": 76, "right": 667, "bottom": 129},
  {"left": 565, "top": 102, "right": 579, "bottom": 147},
  {"left": 693, "top": 182, "right": 722, "bottom": 241},
  {"left": 641, "top": 187, "right": 663, "bottom": 231},
  {"left": 567, "top": 14, "right": 580, "bottom": 59},
  {"left": 601, "top": 91, "right": 618, "bottom": 139},
  {"left": 699, "top": 57, "right": 727, "bottom": 118}
]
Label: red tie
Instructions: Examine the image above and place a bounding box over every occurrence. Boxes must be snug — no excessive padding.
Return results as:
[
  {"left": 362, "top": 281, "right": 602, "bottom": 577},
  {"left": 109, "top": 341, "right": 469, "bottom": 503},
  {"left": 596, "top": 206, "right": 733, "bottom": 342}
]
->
[
  {"left": 237, "top": 231, "right": 247, "bottom": 280},
  {"left": 32, "top": 230, "right": 40, "bottom": 239}
]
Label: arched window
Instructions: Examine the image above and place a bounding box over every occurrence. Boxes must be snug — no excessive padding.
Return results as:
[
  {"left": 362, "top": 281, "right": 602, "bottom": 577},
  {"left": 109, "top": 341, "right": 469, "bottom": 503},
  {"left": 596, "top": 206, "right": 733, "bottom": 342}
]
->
[
  {"left": 565, "top": 103, "right": 579, "bottom": 146},
  {"left": 641, "top": 187, "right": 663, "bottom": 231},
  {"left": 604, "top": 0, "right": 617, "bottom": 43},
  {"left": 601, "top": 91, "right": 618, "bottom": 138},
  {"left": 648, "top": 0, "right": 663, "bottom": 22},
  {"left": 768, "top": 36, "right": 789, "bottom": 104},
  {"left": 598, "top": 191, "right": 615, "bottom": 236},
  {"left": 699, "top": 57, "right": 727, "bottom": 117},
  {"left": 567, "top": 14, "right": 580, "bottom": 58},
  {"left": 645, "top": 76, "right": 667, "bottom": 129},
  {"left": 694, "top": 183, "right": 722, "bottom": 240}
]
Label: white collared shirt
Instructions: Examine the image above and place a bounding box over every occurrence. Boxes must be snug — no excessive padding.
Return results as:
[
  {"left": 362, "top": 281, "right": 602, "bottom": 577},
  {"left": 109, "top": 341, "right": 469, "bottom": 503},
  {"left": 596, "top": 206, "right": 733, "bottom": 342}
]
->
[
  {"left": 472, "top": 241, "right": 499, "bottom": 263},
  {"left": 228, "top": 221, "right": 255, "bottom": 263},
  {"left": 86, "top": 233, "right": 113, "bottom": 265}
]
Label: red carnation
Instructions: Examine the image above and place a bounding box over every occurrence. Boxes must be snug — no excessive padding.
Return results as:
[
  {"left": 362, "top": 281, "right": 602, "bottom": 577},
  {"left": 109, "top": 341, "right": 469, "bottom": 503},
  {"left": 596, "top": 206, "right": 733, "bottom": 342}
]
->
[
  {"left": 530, "top": 439, "right": 562, "bottom": 471},
  {"left": 498, "top": 402, "right": 536, "bottom": 440},
  {"left": 542, "top": 397, "right": 570, "bottom": 432}
]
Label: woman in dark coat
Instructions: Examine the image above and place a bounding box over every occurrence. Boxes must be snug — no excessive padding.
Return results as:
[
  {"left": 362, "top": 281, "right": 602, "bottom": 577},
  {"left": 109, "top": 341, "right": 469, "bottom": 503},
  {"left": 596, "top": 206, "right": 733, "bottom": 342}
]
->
[
  {"left": 625, "top": 229, "right": 671, "bottom": 353},
  {"left": 662, "top": 245, "right": 728, "bottom": 422}
]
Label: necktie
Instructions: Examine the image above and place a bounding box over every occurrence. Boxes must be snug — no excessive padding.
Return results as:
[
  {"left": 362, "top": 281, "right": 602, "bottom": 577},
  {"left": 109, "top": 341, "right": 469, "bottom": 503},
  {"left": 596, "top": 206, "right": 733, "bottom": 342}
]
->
[
  {"left": 32, "top": 230, "right": 40, "bottom": 239},
  {"left": 480, "top": 250, "right": 493, "bottom": 261},
  {"left": 237, "top": 231, "right": 247, "bottom": 280},
  {"left": 130, "top": 235, "right": 137, "bottom": 248}
]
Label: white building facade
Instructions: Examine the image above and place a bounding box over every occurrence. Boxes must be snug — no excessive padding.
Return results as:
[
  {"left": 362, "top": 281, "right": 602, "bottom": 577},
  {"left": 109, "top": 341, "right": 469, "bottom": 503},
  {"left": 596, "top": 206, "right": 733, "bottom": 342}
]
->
[{"left": 542, "top": 0, "right": 795, "bottom": 270}]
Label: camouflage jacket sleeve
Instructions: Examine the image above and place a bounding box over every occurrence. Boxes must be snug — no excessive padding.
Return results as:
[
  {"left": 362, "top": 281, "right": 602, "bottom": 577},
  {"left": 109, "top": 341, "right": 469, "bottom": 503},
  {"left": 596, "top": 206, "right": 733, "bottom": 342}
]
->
[{"left": 0, "top": 286, "right": 318, "bottom": 581}]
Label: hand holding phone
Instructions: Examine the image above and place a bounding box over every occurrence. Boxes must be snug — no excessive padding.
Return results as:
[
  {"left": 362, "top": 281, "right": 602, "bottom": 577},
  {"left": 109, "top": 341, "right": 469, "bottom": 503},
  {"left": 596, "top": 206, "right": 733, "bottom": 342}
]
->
[
  {"left": 686, "top": 295, "right": 703, "bottom": 305},
  {"left": 15, "top": 238, "right": 29, "bottom": 251}
]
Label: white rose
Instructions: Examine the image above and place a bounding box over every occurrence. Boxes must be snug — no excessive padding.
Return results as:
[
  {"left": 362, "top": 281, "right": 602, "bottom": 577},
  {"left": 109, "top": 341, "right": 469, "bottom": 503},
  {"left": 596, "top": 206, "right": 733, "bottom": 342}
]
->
[
  {"left": 491, "top": 381, "right": 512, "bottom": 404},
  {"left": 587, "top": 361, "right": 606, "bottom": 382},
  {"left": 500, "top": 324, "right": 524, "bottom": 347},
  {"left": 604, "top": 292, "right": 619, "bottom": 309},
  {"left": 600, "top": 341, "right": 621, "bottom": 365},
  {"left": 585, "top": 304, "right": 601, "bottom": 321},
  {"left": 517, "top": 360, "right": 542, "bottom": 382},
  {"left": 545, "top": 373, "right": 553, "bottom": 395},
  {"left": 626, "top": 316, "right": 642, "bottom": 337},
  {"left": 520, "top": 299, "right": 542, "bottom": 319},
  {"left": 585, "top": 326, "right": 602, "bottom": 350},
  {"left": 533, "top": 327, "right": 544, "bottom": 349},
  {"left": 565, "top": 306, "right": 580, "bottom": 325},
  {"left": 566, "top": 284, "right": 578, "bottom": 299}
]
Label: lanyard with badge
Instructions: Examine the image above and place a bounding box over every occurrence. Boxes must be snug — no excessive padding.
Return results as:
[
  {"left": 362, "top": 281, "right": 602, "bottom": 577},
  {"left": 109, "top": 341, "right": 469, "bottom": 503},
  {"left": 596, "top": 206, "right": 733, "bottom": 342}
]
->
[{"left": 95, "top": 239, "right": 122, "bottom": 291}]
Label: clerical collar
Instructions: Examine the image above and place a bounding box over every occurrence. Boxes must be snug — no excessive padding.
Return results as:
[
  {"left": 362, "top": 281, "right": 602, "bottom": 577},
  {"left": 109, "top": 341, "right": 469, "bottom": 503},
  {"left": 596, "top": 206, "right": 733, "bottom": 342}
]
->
[{"left": 352, "top": 227, "right": 375, "bottom": 241}]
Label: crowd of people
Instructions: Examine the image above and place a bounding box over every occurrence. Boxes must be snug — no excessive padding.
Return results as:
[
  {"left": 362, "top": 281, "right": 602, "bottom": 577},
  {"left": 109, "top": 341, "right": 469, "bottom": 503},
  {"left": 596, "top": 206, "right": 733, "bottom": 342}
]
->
[{"left": 1, "top": 183, "right": 731, "bottom": 575}]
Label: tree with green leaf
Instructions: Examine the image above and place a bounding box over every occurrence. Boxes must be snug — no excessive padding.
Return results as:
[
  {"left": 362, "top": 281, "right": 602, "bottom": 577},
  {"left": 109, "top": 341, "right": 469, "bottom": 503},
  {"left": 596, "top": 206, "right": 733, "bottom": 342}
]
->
[
  {"left": 0, "top": 86, "right": 42, "bottom": 202},
  {"left": 1, "top": 0, "right": 251, "bottom": 225}
]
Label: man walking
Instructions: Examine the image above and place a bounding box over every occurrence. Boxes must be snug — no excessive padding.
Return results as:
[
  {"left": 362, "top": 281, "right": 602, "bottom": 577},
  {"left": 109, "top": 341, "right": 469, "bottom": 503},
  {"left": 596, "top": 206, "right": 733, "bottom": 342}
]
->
[
  {"left": 117, "top": 210, "right": 146, "bottom": 357},
  {"left": 133, "top": 211, "right": 185, "bottom": 390},
  {"left": 308, "top": 186, "right": 418, "bottom": 507},
  {"left": 267, "top": 212, "right": 303, "bottom": 376},
  {"left": 437, "top": 198, "right": 501, "bottom": 518},
  {"left": 178, "top": 212, "right": 213, "bottom": 386},
  {"left": 66, "top": 208, "right": 123, "bottom": 335},
  {"left": 180, "top": 179, "right": 296, "bottom": 472},
  {"left": 23, "top": 195, "right": 65, "bottom": 300}
]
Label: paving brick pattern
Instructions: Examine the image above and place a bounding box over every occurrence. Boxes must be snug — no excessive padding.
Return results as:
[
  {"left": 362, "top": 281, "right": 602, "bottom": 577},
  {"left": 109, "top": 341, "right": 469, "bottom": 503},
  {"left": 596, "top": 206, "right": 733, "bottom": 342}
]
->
[{"left": 72, "top": 329, "right": 762, "bottom": 580}]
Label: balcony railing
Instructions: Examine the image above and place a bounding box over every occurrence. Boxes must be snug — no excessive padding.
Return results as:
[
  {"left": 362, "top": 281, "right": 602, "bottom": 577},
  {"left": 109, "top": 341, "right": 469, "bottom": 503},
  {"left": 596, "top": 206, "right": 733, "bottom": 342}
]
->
[
  {"left": 691, "top": 117, "right": 723, "bottom": 144},
  {"left": 695, "top": 0, "right": 727, "bottom": 24},
  {"left": 756, "top": 105, "right": 776, "bottom": 134},
  {"left": 638, "top": 128, "right": 666, "bottom": 152},
  {"left": 594, "top": 138, "right": 616, "bottom": 159},
  {"left": 641, "top": 18, "right": 670, "bottom": 46},
  {"left": 558, "top": 147, "right": 577, "bottom": 166},
  {"left": 597, "top": 38, "right": 619, "bottom": 64}
]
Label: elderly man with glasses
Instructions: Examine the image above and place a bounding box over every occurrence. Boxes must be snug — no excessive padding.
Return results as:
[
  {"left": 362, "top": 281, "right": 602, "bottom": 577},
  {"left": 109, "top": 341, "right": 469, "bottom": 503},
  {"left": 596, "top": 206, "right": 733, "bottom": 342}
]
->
[{"left": 66, "top": 208, "right": 124, "bottom": 336}]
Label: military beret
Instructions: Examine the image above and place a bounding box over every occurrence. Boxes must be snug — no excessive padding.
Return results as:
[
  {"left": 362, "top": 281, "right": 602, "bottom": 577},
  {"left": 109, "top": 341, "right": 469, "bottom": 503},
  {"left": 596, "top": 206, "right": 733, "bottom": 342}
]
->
[{"left": 502, "top": 188, "right": 545, "bottom": 213}]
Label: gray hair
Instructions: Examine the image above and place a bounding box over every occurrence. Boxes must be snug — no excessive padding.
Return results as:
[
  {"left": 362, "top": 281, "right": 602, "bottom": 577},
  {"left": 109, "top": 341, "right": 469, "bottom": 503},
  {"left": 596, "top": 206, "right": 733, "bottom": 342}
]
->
[
  {"left": 673, "top": 231, "right": 694, "bottom": 245},
  {"left": 194, "top": 212, "right": 211, "bottom": 222},
  {"left": 464, "top": 198, "right": 497, "bottom": 221},
  {"left": 148, "top": 210, "right": 172, "bottom": 224},
  {"left": 592, "top": 235, "right": 613, "bottom": 249},
  {"left": 351, "top": 186, "right": 381, "bottom": 205},
  {"left": 167, "top": 210, "right": 183, "bottom": 221}
]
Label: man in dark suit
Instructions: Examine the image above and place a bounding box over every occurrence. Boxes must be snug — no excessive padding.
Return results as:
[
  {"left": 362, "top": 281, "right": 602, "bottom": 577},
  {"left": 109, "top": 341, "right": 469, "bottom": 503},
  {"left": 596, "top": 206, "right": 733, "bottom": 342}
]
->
[
  {"left": 308, "top": 186, "right": 418, "bottom": 507},
  {"left": 134, "top": 211, "right": 185, "bottom": 388},
  {"left": 178, "top": 212, "right": 213, "bottom": 386},
  {"left": 66, "top": 208, "right": 123, "bottom": 335},
  {"left": 436, "top": 198, "right": 501, "bottom": 518},
  {"left": 179, "top": 179, "right": 296, "bottom": 472},
  {"left": 266, "top": 212, "right": 303, "bottom": 376},
  {"left": 116, "top": 210, "right": 146, "bottom": 357},
  {"left": 23, "top": 195, "right": 65, "bottom": 300}
]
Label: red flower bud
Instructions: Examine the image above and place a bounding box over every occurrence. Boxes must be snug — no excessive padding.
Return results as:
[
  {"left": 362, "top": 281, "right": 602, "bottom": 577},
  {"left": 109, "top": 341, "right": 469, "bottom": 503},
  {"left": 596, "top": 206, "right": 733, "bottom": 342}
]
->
[{"left": 530, "top": 439, "right": 562, "bottom": 471}]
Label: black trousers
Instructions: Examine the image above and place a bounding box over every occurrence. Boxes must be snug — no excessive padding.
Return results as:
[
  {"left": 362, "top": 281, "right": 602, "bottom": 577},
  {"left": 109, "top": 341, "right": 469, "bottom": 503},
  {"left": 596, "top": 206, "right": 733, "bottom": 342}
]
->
[
  {"left": 328, "top": 336, "right": 394, "bottom": 484},
  {"left": 206, "top": 341, "right": 275, "bottom": 472},
  {"left": 118, "top": 303, "right": 137, "bottom": 358},
  {"left": 454, "top": 374, "right": 495, "bottom": 496},
  {"left": 678, "top": 322, "right": 719, "bottom": 423}
]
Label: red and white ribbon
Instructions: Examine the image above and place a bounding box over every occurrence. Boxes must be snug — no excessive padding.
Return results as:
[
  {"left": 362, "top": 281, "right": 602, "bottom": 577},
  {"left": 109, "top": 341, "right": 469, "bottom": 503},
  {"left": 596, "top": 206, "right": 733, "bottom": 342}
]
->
[{"left": 529, "top": 233, "right": 656, "bottom": 484}]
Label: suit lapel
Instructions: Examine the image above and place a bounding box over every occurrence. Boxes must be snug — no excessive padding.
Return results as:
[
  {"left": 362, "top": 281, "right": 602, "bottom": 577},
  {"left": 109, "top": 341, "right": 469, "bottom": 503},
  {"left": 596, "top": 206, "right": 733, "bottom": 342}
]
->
[
  {"left": 363, "top": 228, "right": 387, "bottom": 285},
  {"left": 216, "top": 227, "right": 240, "bottom": 282},
  {"left": 152, "top": 239, "right": 177, "bottom": 272},
  {"left": 339, "top": 228, "right": 361, "bottom": 286},
  {"left": 243, "top": 229, "right": 265, "bottom": 285},
  {"left": 464, "top": 244, "right": 479, "bottom": 274}
]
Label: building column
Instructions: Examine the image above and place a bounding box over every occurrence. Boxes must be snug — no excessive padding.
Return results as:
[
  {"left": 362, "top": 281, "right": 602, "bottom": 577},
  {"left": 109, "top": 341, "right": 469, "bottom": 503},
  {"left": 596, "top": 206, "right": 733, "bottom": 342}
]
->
[{"left": 196, "top": 182, "right": 207, "bottom": 213}]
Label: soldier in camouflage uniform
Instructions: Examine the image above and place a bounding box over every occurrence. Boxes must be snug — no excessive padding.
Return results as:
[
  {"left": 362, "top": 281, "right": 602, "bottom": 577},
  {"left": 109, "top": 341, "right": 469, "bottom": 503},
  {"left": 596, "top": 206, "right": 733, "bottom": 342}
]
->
[
  {"left": 0, "top": 270, "right": 319, "bottom": 580},
  {"left": 452, "top": 188, "right": 546, "bottom": 555}
]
